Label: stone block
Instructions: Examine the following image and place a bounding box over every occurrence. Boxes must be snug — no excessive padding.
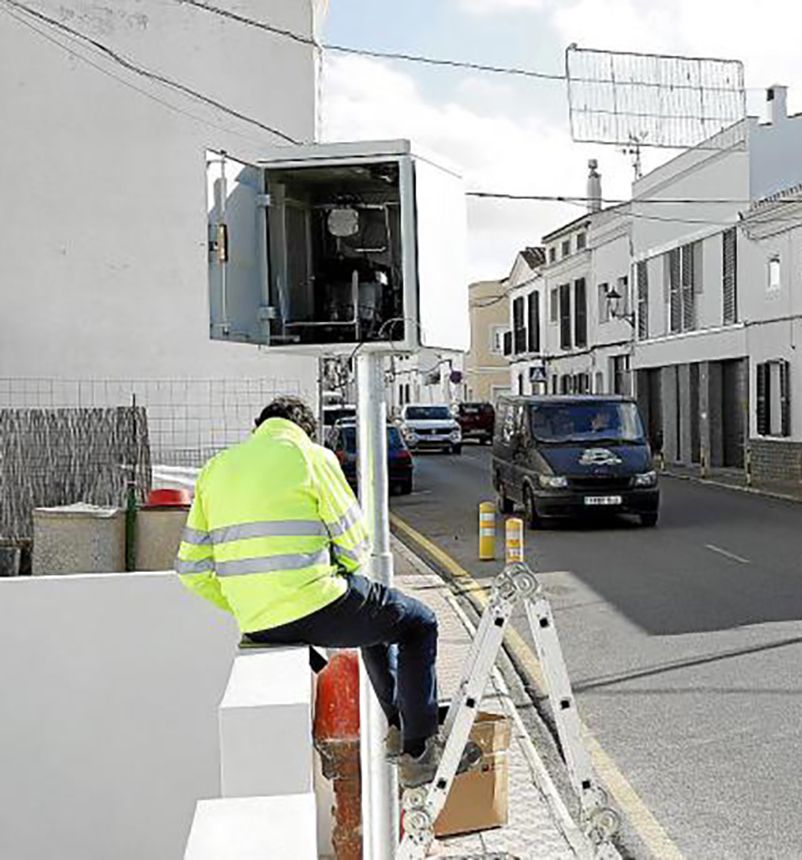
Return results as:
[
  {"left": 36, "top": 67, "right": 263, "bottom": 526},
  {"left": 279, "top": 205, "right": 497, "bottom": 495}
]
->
[
  {"left": 32, "top": 504, "right": 125, "bottom": 575},
  {"left": 184, "top": 794, "right": 317, "bottom": 859},
  {"left": 219, "top": 647, "right": 314, "bottom": 798}
]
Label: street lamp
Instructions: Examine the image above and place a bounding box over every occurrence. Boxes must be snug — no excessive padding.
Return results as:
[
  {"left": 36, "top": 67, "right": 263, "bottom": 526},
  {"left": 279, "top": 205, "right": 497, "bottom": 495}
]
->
[{"left": 606, "top": 286, "right": 635, "bottom": 328}]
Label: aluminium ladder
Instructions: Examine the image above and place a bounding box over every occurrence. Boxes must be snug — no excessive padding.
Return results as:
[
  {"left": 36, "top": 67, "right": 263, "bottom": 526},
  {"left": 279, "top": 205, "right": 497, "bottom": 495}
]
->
[{"left": 397, "top": 562, "right": 620, "bottom": 859}]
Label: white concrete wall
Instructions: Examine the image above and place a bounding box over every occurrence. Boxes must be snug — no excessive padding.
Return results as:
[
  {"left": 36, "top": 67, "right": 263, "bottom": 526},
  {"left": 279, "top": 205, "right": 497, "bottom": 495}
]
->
[
  {"left": 0, "top": 0, "right": 318, "bottom": 396},
  {"left": 0, "top": 572, "right": 239, "bottom": 860}
]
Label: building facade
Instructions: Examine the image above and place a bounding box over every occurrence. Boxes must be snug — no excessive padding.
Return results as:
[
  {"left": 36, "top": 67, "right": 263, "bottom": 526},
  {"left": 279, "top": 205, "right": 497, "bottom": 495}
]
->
[
  {"left": 463, "top": 279, "right": 510, "bottom": 404},
  {"left": 0, "top": 1, "right": 324, "bottom": 433},
  {"left": 505, "top": 88, "right": 802, "bottom": 485}
]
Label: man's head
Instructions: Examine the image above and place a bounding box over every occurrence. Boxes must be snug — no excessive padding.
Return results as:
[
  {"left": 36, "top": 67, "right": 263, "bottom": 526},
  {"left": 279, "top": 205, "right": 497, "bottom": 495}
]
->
[{"left": 255, "top": 396, "right": 318, "bottom": 439}]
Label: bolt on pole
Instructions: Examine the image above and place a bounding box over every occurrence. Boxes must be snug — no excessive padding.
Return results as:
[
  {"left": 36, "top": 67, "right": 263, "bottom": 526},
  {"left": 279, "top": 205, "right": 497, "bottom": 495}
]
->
[{"left": 356, "top": 351, "right": 399, "bottom": 859}]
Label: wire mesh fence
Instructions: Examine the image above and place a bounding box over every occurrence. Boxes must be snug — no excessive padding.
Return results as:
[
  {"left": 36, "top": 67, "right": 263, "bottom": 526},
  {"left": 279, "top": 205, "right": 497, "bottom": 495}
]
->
[{"left": 0, "top": 377, "right": 303, "bottom": 543}]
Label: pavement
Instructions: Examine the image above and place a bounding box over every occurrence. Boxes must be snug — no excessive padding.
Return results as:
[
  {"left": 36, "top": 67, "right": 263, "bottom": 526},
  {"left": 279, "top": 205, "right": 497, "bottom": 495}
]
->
[
  {"left": 663, "top": 462, "right": 802, "bottom": 504},
  {"left": 392, "top": 536, "right": 595, "bottom": 860},
  {"left": 391, "top": 445, "right": 802, "bottom": 859}
]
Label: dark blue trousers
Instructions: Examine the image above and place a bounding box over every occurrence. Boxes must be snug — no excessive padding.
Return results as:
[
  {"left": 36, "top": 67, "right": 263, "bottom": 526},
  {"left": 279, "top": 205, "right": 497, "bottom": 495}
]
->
[{"left": 246, "top": 574, "right": 439, "bottom": 747}]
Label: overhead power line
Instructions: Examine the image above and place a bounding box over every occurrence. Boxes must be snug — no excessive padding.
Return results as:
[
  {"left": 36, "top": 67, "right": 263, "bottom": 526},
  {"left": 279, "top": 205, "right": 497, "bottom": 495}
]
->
[
  {"left": 0, "top": 0, "right": 300, "bottom": 143},
  {"left": 177, "top": 0, "right": 743, "bottom": 93}
]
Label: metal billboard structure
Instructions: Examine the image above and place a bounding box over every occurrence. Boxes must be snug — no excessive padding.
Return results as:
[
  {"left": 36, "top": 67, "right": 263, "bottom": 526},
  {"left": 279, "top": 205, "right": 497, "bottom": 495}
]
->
[{"left": 565, "top": 46, "right": 746, "bottom": 153}]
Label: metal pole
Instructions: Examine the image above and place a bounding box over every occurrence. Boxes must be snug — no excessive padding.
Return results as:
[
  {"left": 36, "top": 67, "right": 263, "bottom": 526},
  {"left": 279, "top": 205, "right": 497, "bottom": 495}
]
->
[{"left": 356, "top": 350, "right": 398, "bottom": 859}]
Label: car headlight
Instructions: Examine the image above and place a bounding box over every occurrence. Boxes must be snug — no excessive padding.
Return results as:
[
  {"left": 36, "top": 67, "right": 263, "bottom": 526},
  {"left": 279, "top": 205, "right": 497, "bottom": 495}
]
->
[
  {"left": 539, "top": 475, "right": 568, "bottom": 489},
  {"left": 633, "top": 470, "right": 658, "bottom": 487},
  {"left": 449, "top": 429, "right": 461, "bottom": 442}
]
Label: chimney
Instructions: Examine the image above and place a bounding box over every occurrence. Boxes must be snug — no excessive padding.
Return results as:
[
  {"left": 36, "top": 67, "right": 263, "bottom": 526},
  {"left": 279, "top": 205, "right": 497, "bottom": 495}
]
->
[
  {"left": 587, "top": 159, "right": 602, "bottom": 213},
  {"left": 766, "top": 85, "right": 788, "bottom": 125}
]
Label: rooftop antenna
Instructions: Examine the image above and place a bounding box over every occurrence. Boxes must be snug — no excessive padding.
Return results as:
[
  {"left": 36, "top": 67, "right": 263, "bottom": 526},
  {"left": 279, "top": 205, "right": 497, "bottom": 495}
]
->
[{"left": 621, "top": 132, "right": 647, "bottom": 180}]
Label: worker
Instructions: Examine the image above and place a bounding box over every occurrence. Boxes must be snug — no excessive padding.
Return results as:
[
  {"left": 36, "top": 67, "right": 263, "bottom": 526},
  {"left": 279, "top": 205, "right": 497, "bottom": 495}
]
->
[{"left": 175, "top": 396, "right": 470, "bottom": 788}]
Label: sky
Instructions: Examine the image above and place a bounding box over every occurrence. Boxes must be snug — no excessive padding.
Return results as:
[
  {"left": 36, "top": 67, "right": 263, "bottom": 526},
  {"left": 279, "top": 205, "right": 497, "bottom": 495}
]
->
[{"left": 320, "top": 0, "right": 802, "bottom": 281}]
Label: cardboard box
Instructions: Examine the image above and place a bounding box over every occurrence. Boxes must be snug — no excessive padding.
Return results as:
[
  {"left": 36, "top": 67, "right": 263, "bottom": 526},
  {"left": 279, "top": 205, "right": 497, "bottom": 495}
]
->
[{"left": 434, "top": 712, "right": 511, "bottom": 837}]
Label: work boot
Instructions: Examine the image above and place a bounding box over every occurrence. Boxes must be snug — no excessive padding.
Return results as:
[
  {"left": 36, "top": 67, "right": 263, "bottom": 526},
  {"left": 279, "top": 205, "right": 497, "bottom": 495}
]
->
[
  {"left": 397, "top": 736, "right": 483, "bottom": 788},
  {"left": 385, "top": 725, "right": 403, "bottom": 761}
]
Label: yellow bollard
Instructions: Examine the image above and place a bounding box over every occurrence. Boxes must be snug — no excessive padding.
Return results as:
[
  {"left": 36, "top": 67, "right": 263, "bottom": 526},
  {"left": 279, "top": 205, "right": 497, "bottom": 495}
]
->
[
  {"left": 478, "top": 502, "right": 496, "bottom": 561},
  {"left": 505, "top": 517, "right": 524, "bottom": 565}
]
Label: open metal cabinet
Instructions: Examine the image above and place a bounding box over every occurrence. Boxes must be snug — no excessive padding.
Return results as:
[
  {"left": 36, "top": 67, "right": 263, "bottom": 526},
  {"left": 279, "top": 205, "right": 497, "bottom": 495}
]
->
[{"left": 206, "top": 140, "right": 470, "bottom": 355}]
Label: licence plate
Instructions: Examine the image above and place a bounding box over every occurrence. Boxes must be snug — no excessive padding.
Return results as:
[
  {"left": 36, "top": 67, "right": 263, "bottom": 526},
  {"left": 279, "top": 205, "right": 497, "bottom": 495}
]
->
[{"left": 584, "top": 495, "right": 622, "bottom": 506}]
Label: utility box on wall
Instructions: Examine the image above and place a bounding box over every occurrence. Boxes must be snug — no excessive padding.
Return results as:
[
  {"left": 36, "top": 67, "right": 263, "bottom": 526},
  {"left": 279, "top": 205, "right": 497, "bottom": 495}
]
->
[{"left": 206, "top": 140, "right": 469, "bottom": 355}]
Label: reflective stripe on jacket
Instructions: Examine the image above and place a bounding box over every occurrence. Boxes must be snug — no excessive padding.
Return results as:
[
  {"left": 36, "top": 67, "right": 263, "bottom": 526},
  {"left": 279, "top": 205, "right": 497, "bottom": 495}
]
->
[{"left": 175, "top": 417, "right": 370, "bottom": 633}]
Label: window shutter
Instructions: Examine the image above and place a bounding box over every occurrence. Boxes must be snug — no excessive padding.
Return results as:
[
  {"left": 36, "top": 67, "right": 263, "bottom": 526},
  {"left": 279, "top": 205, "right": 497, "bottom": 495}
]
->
[
  {"left": 574, "top": 278, "right": 587, "bottom": 347},
  {"left": 527, "top": 291, "right": 540, "bottom": 352},
  {"left": 722, "top": 228, "right": 737, "bottom": 324},
  {"left": 559, "top": 283, "right": 572, "bottom": 349},
  {"left": 637, "top": 261, "right": 649, "bottom": 340},
  {"left": 780, "top": 360, "right": 791, "bottom": 437},
  {"left": 668, "top": 248, "right": 681, "bottom": 333},
  {"left": 681, "top": 243, "right": 695, "bottom": 330},
  {"left": 756, "top": 362, "right": 769, "bottom": 436}
]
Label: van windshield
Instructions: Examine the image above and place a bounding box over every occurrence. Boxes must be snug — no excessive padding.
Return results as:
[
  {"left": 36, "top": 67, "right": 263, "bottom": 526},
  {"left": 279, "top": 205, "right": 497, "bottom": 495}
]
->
[{"left": 530, "top": 402, "right": 645, "bottom": 444}]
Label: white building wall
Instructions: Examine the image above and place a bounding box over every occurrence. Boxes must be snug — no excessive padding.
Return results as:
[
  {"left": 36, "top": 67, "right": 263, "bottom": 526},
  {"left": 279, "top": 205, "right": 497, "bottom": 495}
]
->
[
  {"left": 0, "top": 572, "right": 238, "bottom": 860},
  {"left": 0, "top": 1, "right": 320, "bottom": 397}
]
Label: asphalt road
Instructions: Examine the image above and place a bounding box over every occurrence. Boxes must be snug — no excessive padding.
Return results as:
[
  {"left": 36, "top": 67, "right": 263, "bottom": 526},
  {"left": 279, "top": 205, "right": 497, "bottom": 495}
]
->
[{"left": 391, "top": 444, "right": 802, "bottom": 859}]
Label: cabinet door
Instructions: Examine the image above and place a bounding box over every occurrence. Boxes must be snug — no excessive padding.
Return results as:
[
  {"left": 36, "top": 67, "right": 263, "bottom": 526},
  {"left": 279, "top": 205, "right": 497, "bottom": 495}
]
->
[
  {"left": 207, "top": 150, "right": 270, "bottom": 345},
  {"left": 412, "top": 157, "right": 470, "bottom": 352}
]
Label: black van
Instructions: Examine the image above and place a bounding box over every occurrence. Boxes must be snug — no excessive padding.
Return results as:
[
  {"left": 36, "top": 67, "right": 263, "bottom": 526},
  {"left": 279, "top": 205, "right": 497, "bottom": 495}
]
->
[{"left": 492, "top": 395, "right": 659, "bottom": 528}]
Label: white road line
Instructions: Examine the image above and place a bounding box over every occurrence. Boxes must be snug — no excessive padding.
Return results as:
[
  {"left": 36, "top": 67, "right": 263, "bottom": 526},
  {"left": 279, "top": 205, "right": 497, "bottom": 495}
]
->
[{"left": 704, "top": 544, "right": 751, "bottom": 565}]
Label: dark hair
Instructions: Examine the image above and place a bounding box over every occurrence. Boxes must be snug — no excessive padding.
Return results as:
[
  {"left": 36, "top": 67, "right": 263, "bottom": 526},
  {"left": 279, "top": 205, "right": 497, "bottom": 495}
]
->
[{"left": 255, "top": 396, "right": 318, "bottom": 439}]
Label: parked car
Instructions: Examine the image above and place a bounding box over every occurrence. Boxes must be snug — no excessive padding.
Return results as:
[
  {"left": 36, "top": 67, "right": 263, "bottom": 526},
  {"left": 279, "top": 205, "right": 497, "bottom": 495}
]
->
[
  {"left": 323, "top": 404, "right": 357, "bottom": 429},
  {"left": 327, "top": 421, "right": 414, "bottom": 495},
  {"left": 492, "top": 395, "right": 659, "bottom": 528},
  {"left": 456, "top": 401, "right": 495, "bottom": 445},
  {"left": 399, "top": 404, "right": 462, "bottom": 454}
]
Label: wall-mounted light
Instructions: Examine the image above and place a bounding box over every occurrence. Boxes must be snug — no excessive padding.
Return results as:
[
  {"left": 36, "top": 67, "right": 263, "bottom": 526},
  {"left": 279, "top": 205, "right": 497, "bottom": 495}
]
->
[{"left": 606, "top": 286, "right": 635, "bottom": 328}]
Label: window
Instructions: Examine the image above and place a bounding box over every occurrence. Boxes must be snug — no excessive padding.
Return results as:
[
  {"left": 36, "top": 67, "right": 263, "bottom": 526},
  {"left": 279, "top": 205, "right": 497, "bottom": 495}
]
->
[
  {"left": 574, "top": 278, "right": 587, "bottom": 348},
  {"left": 549, "top": 246, "right": 556, "bottom": 263},
  {"left": 722, "top": 227, "right": 737, "bottom": 324},
  {"left": 572, "top": 372, "right": 590, "bottom": 394},
  {"left": 517, "top": 373, "right": 525, "bottom": 395},
  {"left": 594, "top": 371, "right": 604, "bottom": 393},
  {"left": 551, "top": 375, "right": 558, "bottom": 394},
  {"left": 560, "top": 374, "right": 573, "bottom": 394},
  {"left": 576, "top": 232, "right": 586, "bottom": 251},
  {"left": 561, "top": 239, "right": 571, "bottom": 258},
  {"left": 598, "top": 282, "right": 610, "bottom": 324},
  {"left": 756, "top": 360, "right": 791, "bottom": 436},
  {"left": 768, "top": 256, "right": 781, "bottom": 291},
  {"left": 527, "top": 291, "right": 540, "bottom": 353},
  {"left": 611, "top": 354, "right": 631, "bottom": 395},
  {"left": 667, "top": 242, "right": 699, "bottom": 333},
  {"left": 490, "top": 326, "right": 507, "bottom": 355},
  {"left": 617, "top": 275, "right": 629, "bottom": 315},
  {"left": 636, "top": 261, "right": 649, "bottom": 340},
  {"left": 549, "top": 287, "right": 559, "bottom": 323},
  {"left": 559, "top": 283, "right": 572, "bottom": 349}
]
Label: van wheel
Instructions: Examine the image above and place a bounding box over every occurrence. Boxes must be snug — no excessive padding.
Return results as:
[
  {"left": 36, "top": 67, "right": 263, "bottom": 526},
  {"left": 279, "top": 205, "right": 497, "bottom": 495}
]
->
[
  {"left": 640, "top": 511, "right": 658, "bottom": 527},
  {"left": 523, "top": 486, "right": 540, "bottom": 530},
  {"left": 496, "top": 482, "right": 514, "bottom": 515}
]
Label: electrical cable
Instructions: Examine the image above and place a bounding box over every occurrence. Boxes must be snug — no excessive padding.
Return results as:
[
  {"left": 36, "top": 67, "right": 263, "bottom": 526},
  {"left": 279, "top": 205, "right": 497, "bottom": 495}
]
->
[
  {"left": 176, "top": 0, "right": 747, "bottom": 95},
  {"left": 0, "top": 0, "right": 300, "bottom": 144}
]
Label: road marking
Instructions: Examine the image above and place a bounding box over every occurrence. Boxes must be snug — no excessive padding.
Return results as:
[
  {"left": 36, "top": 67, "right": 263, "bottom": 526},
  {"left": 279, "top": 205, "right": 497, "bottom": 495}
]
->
[
  {"left": 704, "top": 544, "right": 751, "bottom": 565},
  {"left": 390, "top": 511, "right": 686, "bottom": 860}
]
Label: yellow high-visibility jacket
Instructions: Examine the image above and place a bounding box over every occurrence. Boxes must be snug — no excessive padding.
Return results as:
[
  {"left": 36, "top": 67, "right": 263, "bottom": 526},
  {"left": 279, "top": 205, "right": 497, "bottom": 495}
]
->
[{"left": 175, "top": 417, "right": 370, "bottom": 633}]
